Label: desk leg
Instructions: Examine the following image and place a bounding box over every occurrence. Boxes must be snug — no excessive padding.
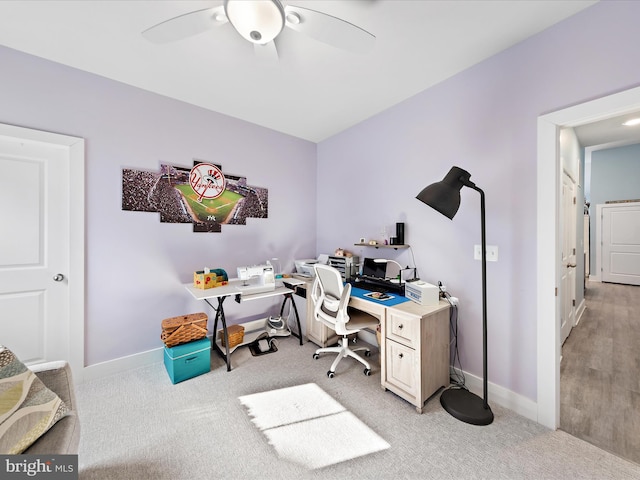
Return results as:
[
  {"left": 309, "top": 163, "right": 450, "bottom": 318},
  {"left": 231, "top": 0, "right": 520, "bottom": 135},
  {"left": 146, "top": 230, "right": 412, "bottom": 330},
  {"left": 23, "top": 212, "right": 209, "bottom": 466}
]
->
[
  {"left": 208, "top": 296, "right": 232, "bottom": 371},
  {"left": 280, "top": 293, "right": 303, "bottom": 345}
]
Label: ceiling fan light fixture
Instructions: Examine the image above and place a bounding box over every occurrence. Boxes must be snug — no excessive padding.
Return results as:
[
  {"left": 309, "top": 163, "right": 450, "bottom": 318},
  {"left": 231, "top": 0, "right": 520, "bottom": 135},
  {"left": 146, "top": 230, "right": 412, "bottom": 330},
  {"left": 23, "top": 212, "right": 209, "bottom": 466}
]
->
[{"left": 225, "top": 0, "right": 285, "bottom": 45}]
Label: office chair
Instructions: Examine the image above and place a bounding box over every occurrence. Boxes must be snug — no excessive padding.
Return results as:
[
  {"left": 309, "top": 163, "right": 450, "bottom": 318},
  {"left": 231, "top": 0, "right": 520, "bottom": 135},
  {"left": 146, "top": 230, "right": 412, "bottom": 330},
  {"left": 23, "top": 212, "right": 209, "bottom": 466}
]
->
[{"left": 311, "top": 264, "right": 379, "bottom": 377}]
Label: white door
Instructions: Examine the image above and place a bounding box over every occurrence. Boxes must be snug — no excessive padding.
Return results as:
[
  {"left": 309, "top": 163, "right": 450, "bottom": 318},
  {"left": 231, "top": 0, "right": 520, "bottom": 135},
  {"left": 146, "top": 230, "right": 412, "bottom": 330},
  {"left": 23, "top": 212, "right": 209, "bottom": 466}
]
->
[
  {"left": 560, "top": 171, "right": 576, "bottom": 345},
  {"left": 602, "top": 202, "right": 640, "bottom": 286},
  {"left": 0, "top": 124, "right": 84, "bottom": 373}
]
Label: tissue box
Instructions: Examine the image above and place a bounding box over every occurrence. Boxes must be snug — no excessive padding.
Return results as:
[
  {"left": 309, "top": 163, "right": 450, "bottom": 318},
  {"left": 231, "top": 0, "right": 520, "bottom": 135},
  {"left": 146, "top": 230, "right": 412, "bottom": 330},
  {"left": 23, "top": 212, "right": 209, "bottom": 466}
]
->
[{"left": 194, "top": 269, "right": 228, "bottom": 289}]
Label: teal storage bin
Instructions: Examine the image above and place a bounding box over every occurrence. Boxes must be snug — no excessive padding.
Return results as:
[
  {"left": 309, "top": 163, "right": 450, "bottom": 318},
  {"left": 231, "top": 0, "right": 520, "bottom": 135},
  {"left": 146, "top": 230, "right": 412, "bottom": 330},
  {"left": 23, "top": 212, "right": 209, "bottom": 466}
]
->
[{"left": 164, "top": 337, "right": 211, "bottom": 384}]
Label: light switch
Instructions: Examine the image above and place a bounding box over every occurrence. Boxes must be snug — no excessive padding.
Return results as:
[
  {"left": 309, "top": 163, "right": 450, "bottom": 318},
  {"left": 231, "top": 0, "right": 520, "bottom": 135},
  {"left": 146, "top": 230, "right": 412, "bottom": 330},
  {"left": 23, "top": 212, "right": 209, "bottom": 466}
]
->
[{"left": 474, "top": 245, "right": 498, "bottom": 262}]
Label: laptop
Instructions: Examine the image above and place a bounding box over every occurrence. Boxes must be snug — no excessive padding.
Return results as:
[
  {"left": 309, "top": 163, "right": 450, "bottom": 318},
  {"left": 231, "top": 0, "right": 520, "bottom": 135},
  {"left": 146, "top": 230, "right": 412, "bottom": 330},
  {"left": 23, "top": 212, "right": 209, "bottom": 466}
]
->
[{"left": 361, "top": 258, "right": 387, "bottom": 279}]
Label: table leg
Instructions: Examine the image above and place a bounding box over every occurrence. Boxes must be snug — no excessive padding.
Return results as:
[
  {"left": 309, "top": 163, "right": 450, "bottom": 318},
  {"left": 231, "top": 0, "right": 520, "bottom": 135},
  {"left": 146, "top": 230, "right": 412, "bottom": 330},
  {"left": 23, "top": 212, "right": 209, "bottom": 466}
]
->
[
  {"left": 280, "top": 293, "right": 303, "bottom": 345},
  {"left": 208, "top": 296, "right": 232, "bottom": 371}
]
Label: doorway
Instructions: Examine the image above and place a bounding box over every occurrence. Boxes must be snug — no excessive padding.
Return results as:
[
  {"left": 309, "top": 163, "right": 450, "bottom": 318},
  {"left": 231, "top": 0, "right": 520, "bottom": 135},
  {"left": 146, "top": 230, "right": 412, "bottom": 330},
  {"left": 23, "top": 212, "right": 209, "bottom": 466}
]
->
[
  {"left": 0, "top": 123, "right": 85, "bottom": 379},
  {"left": 537, "top": 85, "right": 640, "bottom": 429}
]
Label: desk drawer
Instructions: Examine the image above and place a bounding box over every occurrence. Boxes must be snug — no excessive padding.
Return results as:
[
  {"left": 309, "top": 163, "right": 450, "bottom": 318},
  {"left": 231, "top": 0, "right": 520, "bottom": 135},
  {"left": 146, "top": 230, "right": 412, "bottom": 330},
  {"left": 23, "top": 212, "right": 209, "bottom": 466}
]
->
[
  {"left": 385, "top": 339, "right": 417, "bottom": 397},
  {"left": 386, "top": 310, "right": 417, "bottom": 347}
]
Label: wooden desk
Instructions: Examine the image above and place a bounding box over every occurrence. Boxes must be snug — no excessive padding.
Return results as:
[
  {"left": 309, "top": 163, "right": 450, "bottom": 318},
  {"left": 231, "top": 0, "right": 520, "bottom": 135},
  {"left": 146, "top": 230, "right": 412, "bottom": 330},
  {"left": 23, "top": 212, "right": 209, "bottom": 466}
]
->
[{"left": 307, "top": 285, "right": 450, "bottom": 413}]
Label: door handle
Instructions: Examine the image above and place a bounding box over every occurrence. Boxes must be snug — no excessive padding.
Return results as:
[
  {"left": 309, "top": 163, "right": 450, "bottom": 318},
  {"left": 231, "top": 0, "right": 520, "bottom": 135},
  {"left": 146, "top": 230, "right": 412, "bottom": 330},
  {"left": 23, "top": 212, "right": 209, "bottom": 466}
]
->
[
  {"left": 53, "top": 273, "right": 65, "bottom": 282},
  {"left": 567, "top": 264, "right": 576, "bottom": 268}
]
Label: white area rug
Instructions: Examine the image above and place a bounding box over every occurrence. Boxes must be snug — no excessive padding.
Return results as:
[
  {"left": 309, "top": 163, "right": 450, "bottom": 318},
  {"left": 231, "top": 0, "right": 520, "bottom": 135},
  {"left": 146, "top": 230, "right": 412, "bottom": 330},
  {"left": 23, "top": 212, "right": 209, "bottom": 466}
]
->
[{"left": 239, "top": 383, "right": 390, "bottom": 469}]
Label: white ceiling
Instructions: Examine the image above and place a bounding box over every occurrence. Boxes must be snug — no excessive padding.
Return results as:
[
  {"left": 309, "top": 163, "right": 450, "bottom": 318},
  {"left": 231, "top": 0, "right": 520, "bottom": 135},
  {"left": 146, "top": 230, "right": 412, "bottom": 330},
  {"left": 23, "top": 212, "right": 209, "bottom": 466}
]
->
[
  {"left": 574, "top": 111, "right": 640, "bottom": 149},
  {"left": 0, "top": 0, "right": 600, "bottom": 143}
]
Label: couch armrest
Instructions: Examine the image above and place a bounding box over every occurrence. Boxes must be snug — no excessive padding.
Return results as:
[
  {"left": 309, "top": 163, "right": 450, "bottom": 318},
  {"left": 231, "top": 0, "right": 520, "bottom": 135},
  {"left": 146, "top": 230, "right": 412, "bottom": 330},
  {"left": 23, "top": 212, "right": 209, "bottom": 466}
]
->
[
  {"left": 30, "top": 361, "right": 77, "bottom": 411},
  {"left": 24, "top": 361, "right": 80, "bottom": 455}
]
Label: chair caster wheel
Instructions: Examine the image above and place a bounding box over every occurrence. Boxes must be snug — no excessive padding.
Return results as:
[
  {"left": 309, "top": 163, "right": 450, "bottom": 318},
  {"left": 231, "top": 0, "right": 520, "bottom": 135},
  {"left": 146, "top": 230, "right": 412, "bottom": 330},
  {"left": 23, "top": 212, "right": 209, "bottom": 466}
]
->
[
  {"left": 313, "top": 353, "right": 320, "bottom": 360},
  {"left": 364, "top": 368, "right": 371, "bottom": 376},
  {"left": 327, "top": 371, "right": 335, "bottom": 378},
  {"left": 364, "top": 350, "right": 371, "bottom": 357}
]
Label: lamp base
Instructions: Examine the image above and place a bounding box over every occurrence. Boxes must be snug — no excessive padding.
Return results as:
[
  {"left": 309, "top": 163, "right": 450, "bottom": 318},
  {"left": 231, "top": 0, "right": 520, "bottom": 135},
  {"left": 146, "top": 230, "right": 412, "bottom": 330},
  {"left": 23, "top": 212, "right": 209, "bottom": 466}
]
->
[{"left": 440, "top": 387, "right": 493, "bottom": 426}]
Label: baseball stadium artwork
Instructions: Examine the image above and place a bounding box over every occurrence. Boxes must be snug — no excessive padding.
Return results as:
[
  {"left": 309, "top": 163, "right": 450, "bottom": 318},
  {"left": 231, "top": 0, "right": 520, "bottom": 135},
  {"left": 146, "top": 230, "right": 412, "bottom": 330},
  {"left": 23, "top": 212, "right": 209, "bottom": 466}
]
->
[{"left": 122, "top": 161, "right": 268, "bottom": 232}]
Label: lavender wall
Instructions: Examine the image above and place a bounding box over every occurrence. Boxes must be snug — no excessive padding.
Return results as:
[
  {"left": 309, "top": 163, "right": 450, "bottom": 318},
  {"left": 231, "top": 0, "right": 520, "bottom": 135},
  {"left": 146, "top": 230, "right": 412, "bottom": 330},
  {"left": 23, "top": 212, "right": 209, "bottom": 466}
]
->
[
  {"left": 0, "top": 46, "right": 317, "bottom": 366},
  {"left": 317, "top": 1, "right": 640, "bottom": 401}
]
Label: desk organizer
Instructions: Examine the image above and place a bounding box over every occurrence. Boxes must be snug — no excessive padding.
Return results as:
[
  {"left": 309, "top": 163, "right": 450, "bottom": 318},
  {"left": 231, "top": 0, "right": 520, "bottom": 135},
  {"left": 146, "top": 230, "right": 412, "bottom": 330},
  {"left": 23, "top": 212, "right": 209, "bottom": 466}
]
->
[
  {"left": 164, "top": 337, "right": 211, "bottom": 384},
  {"left": 161, "top": 312, "right": 208, "bottom": 348},
  {"left": 193, "top": 268, "right": 228, "bottom": 289},
  {"left": 219, "top": 324, "right": 244, "bottom": 348}
]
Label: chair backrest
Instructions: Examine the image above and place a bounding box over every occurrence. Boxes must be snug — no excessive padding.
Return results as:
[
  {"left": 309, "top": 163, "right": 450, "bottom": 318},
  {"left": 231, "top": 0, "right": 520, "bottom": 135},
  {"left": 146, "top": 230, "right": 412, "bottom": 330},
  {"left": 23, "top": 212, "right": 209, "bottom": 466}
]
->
[{"left": 311, "top": 264, "right": 352, "bottom": 336}]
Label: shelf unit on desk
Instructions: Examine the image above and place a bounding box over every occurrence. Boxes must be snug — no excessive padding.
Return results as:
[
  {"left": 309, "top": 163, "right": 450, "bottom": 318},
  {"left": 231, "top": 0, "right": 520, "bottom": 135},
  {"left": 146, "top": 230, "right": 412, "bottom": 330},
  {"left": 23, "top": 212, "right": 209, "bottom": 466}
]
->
[{"left": 354, "top": 243, "right": 409, "bottom": 250}]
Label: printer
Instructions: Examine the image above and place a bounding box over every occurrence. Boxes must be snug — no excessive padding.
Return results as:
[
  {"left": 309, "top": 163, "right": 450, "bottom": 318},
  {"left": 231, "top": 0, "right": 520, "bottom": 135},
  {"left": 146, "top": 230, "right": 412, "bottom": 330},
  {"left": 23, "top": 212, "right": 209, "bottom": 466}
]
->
[
  {"left": 294, "top": 259, "right": 318, "bottom": 277},
  {"left": 404, "top": 281, "right": 439, "bottom": 306}
]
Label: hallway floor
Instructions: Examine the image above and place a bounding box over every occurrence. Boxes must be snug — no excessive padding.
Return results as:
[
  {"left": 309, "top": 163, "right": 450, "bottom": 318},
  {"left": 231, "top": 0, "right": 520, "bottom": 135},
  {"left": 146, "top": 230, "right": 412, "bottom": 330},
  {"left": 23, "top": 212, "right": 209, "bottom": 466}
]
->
[{"left": 560, "top": 280, "right": 640, "bottom": 466}]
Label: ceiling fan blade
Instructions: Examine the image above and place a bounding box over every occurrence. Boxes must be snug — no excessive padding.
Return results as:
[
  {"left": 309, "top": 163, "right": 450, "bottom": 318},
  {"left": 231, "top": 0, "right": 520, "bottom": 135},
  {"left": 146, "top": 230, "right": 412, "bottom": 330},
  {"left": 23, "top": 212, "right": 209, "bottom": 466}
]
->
[
  {"left": 283, "top": 5, "right": 375, "bottom": 54},
  {"left": 142, "top": 6, "right": 228, "bottom": 44},
  {"left": 253, "top": 41, "right": 279, "bottom": 64}
]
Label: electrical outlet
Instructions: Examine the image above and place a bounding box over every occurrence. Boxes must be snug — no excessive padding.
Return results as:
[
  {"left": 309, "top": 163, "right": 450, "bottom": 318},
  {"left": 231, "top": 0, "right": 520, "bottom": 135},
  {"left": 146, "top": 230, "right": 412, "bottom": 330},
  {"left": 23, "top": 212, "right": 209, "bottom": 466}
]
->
[{"left": 474, "top": 245, "right": 499, "bottom": 262}]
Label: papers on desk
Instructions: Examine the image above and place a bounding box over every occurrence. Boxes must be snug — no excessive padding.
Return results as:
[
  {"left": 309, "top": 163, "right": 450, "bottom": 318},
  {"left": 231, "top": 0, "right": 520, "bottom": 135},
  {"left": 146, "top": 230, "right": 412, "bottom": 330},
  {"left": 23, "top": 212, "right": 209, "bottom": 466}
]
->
[{"left": 363, "top": 292, "right": 395, "bottom": 301}]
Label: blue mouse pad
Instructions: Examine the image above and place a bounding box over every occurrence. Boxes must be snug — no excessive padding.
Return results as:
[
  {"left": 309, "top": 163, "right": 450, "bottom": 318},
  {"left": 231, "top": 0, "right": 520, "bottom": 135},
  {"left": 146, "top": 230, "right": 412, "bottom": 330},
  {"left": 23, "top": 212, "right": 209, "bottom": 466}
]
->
[{"left": 350, "top": 287, "right": 409, "bottom": 307}]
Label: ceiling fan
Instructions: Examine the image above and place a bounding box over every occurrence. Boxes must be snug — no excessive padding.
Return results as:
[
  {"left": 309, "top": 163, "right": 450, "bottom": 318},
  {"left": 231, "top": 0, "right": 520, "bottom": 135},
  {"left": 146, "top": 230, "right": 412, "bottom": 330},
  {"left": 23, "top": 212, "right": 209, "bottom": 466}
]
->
[{"left": 142, "top": 0, "right": 375, "bottom": 62}]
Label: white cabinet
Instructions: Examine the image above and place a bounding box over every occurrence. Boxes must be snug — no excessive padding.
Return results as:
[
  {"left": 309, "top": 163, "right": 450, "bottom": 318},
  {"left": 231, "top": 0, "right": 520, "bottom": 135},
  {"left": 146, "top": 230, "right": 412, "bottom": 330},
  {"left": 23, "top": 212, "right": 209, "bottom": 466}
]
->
[
  {"left": 307, "top": 305, "right": 339, "bottom": 347},
  {"left": 382, "top": 302, "right": 450, "bottom": 413}
]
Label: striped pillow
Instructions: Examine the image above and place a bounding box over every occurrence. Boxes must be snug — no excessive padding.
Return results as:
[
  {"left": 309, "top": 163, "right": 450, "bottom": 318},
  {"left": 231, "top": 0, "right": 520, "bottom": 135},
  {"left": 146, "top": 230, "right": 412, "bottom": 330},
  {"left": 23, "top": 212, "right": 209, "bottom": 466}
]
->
[{"left": 0, "top": 345, "right": 69, "bottom": 454}]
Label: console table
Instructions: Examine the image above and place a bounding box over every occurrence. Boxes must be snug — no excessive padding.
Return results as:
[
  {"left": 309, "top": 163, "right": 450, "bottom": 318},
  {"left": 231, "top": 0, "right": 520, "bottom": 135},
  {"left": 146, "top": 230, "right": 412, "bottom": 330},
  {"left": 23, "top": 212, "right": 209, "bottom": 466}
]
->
[{"left": 184, "top": 279, "right": 303, "bottom": 371}]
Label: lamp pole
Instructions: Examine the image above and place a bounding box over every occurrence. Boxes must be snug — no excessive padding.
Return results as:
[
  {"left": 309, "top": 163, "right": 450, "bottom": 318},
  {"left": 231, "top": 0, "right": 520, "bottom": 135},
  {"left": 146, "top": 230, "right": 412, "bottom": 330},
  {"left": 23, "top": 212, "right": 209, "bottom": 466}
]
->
[{"left": 465, "top": 180, "right": 489, "bottom": 410}]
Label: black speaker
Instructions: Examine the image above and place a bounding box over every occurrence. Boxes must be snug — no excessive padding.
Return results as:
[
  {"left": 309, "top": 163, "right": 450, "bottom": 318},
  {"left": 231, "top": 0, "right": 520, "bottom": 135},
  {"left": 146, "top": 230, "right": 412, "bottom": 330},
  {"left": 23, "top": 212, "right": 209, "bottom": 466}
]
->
[{"left": 396, "top": 223, "right": 405, "bottom": 245}]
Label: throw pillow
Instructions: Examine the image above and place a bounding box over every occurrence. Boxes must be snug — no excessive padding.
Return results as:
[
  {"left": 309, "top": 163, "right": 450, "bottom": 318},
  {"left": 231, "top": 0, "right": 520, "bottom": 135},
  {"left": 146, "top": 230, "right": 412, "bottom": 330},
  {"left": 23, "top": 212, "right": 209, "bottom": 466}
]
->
[{"left": 0, "top": 345, "right": 69, "bottom": 454}]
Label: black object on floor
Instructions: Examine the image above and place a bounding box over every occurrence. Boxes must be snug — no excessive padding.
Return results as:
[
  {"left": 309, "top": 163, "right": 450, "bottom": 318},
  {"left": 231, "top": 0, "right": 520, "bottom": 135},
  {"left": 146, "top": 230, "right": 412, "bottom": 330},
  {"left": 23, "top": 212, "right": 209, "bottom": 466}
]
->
[{"left": 248, "top": 334, "right": 278, "bottom": 357}]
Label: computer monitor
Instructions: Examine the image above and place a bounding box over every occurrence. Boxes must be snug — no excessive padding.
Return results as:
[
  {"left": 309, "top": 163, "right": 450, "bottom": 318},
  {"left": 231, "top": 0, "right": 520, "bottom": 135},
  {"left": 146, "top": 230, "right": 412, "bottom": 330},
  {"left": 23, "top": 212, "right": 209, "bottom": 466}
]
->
[{"left": 362, "top": 258, "right": 387, "bottom": 279}]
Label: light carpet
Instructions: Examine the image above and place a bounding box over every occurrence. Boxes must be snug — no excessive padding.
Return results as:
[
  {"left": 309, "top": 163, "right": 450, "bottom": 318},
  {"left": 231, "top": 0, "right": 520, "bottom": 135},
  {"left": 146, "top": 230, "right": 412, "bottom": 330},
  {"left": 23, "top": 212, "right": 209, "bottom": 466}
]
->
[
  {"left": 239, "top": 383, "right": 390, "bottom": 469},
  {"left": 75, "top": 338, "right": 640, "bottom": 479}
]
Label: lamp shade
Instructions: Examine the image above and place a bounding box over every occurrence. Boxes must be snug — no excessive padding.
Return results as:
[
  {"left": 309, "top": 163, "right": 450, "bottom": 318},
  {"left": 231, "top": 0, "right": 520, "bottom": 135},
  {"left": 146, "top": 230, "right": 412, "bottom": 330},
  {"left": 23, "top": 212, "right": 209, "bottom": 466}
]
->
[
  {"left": 225, "top": 0, "right": 285, "bottom": 44},
  {"left": 416, "top": 166, "right": 472, "bottom": 219}
]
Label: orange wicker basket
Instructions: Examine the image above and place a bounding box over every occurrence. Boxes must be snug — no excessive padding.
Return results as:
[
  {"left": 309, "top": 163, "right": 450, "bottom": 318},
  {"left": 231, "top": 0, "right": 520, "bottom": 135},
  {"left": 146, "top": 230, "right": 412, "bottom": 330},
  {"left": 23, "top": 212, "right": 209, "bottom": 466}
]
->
[
  {"left": 161, "top": 312, "right": 208, "bottom": 348},
  {"left": 219, "top": 324, "right": 245, "bottom": 348}
]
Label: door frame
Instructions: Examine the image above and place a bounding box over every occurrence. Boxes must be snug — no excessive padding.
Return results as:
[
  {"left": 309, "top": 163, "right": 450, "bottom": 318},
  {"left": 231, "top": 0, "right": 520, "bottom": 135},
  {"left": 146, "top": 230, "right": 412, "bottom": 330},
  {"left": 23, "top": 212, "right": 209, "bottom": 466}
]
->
[
  {"left": 0, "top": 123, "right": 85, "bottom": 380},
  {"left": 537, "top": 85, "right": 640, "bottom": 429}
]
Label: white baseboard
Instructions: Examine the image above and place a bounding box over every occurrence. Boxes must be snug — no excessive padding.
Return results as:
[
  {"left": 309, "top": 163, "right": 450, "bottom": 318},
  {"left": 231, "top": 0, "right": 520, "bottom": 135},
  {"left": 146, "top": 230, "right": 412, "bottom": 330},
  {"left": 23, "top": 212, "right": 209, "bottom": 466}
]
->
[
  {"left": 449, "top": 367, "right": 537, "bottom": 422},
  {"left": 79, "top": 320, "right": 271, "bottom": 383},
  {"left": 80, "top": 347, "right": 164, "bottom": 383},
  {"left": 79, "top": 332, "right": 537, "bottom": 424}
]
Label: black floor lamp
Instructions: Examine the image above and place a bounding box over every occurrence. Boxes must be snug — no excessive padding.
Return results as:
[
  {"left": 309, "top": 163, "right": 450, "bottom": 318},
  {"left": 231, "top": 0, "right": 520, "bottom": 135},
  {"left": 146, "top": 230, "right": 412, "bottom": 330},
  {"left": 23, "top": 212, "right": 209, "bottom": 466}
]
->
[{"left": 416, "top": 166, "right": 493, "bottom": 426}]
